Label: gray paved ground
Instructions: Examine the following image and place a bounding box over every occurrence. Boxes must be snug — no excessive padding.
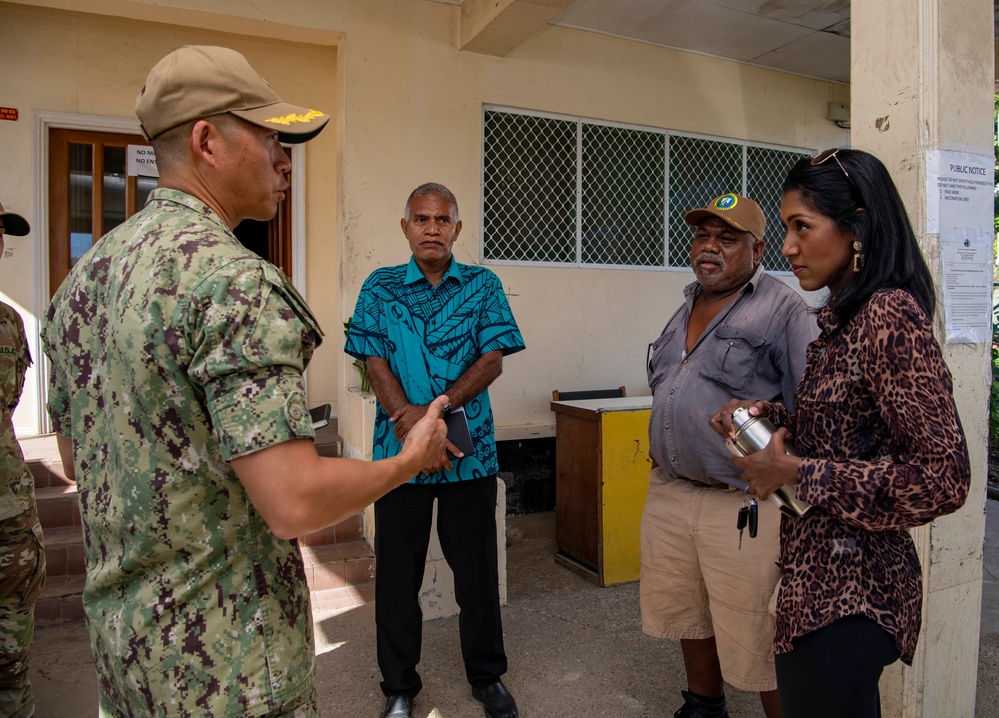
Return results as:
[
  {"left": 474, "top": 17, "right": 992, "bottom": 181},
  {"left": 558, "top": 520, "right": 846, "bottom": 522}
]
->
[{"left": 29, "top": 500, "right": 999, "bottom": 717}]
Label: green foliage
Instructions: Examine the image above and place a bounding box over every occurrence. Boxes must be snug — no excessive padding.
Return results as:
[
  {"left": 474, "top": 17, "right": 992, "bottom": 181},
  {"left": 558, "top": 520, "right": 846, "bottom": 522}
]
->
[
  {"left": 343, "top": 318, "right": 371, "bottom": 393},
  {"left": 992, "top": 306, "right": 999, "bottom": 447},
  {"left": 995, "top": 94, "right": 999, "bottom": 239}
]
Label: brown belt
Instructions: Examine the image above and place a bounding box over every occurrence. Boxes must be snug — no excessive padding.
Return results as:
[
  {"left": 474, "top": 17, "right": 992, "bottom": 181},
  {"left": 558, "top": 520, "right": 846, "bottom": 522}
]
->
[{"left": 685, "top": 478, "right": 738, "bottom": 492}]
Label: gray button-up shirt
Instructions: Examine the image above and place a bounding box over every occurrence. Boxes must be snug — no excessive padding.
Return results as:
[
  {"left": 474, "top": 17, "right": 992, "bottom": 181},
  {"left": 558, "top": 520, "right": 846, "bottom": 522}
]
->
[{"left": 647, "top": 264, "right": 818, "bottom": 488}]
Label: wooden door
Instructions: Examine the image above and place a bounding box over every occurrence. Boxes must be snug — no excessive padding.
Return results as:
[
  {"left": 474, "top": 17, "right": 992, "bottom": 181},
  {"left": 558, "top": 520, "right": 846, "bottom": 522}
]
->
[
  {"left": 48, "top": 128, "right": 293, "bottom": 297},
  {"left": 48, "top": 128, "right": 155, "bottom": 295}
]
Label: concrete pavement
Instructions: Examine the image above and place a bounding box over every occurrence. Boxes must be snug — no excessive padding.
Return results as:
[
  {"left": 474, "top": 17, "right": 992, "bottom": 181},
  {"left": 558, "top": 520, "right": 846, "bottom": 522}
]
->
[{"left": 29, "top": 500, "right": 999, "bottom": 717}]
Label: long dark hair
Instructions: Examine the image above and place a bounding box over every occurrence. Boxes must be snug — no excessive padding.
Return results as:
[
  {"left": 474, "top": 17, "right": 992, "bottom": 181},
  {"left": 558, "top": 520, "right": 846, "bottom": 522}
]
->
[{"left": 782, "top": 149, "right": 935, "bottom": 325}]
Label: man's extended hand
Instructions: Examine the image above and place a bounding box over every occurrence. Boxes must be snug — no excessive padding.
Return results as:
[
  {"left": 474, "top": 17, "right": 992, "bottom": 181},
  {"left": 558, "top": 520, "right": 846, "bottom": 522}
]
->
[
  {"left": 391, "top": 402, "right": 463, "bottom": 472},
  {"left": 391, "top": 403, "right": 430, "bottom": 441},
  {"left": 397, "top": 395, "right": 453, "bottom": 475}
]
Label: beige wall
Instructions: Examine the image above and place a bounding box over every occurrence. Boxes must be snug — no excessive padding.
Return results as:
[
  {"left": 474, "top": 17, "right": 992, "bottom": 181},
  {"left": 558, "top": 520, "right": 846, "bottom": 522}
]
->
[
  {"left": 0, "top": 1, "right": 338, "bottom": 435},
  {"left": 329, "top": 0, "right": 848, "bottom": 432},
  {"left": 3, "top": 0, "right": 848, "bottom": 436}
]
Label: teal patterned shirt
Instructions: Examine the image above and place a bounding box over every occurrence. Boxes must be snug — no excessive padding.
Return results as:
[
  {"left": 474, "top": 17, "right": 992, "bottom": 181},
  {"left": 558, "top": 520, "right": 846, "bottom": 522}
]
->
[
  {"left": 345, "top": 257, "right": 524, "bottom": 484},
  {"left": 42, "top": 188, "right": 323, "bottom": 717}
]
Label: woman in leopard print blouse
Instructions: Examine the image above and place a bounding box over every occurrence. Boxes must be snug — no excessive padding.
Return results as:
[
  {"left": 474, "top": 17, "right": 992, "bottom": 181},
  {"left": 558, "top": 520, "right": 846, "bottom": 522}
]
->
[{"left": 712, "top": 149, "right": 970, "bottom": 718}]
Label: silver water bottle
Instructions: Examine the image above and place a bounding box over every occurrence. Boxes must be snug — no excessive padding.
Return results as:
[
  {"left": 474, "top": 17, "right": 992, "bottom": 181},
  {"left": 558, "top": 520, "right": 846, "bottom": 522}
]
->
[{"left": 727, "top": 406, "right": 813, "bottom": 518}]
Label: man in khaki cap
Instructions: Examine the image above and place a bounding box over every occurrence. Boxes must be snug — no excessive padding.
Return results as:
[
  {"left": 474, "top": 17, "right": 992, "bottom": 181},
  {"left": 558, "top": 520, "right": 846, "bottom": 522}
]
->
[
  {"left": 42, "top": 46, "right": 449, "bottom": 718},
  {"left": 640, "top": 194, "right": 817, "bottom": 718}
]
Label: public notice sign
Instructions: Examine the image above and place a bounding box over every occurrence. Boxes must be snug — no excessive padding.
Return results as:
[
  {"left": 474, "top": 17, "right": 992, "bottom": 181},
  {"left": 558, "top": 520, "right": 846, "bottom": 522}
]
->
[{"left": 925, "top": 149, "right": 993, "bottom": 345}]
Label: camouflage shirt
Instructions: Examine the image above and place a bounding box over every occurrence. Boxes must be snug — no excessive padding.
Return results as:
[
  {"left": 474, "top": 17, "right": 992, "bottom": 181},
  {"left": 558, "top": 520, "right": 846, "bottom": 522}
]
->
[
  {"left": 0, "top": 301, "right": 34, "bottom": 521},
  {"left": 41, "top": 189, "right": 323, "bottom": 717}
]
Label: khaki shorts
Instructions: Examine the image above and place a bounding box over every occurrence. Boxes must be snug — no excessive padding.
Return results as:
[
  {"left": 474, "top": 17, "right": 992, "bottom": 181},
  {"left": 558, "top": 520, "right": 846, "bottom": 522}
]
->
[{"left": 639, "top": 467, "right": 780, "bottom": 692}]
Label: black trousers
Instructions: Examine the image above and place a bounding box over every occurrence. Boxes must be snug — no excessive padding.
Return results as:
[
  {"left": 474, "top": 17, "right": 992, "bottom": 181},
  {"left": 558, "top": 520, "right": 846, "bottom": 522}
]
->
[
  {"left": 775, "top": 614, "right": 901, "bottom": 718},
  {"left": 374, "top": 475, "right": 507, "bottom": 698}
]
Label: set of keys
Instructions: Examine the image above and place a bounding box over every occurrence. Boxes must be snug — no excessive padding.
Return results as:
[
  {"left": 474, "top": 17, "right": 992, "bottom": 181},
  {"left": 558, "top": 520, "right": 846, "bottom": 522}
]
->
[{"left": 736, "top": 495, "right": 758, "bottom": 550}]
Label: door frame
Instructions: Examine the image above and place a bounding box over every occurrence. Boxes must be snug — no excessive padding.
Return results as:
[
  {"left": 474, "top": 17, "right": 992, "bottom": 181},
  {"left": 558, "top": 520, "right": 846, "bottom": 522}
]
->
[{"left": 31, "top": 110, "right": 308, "bottom": 434}]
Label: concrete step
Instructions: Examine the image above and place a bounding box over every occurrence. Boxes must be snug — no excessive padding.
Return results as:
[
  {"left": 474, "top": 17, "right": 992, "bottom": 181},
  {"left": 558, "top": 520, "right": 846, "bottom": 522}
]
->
[
  {"left": 37, "top": 574, "right": 85, "bottom": 627},
  {"left": 26, "top": 458, "right": 72, "bottom": 489},
  {"left": 41, "top": 525, "right": 86, "bottom": 577},
  {"left": 36, "top": 484, "right": 81, "bottom": 532},
  {"left": 299, "top": 511, "right": 363, "bottom": 547},
  {"left": 300, "top": 539, "right": 375, "bottom": 592}
]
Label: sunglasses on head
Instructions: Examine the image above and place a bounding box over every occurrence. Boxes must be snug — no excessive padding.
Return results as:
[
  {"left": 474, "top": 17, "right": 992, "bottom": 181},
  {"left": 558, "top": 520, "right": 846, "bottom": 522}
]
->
[
  {"left": 811, "top": 147, "right": 850, "bottom": 177},
  {"left": 810, "top": 147, "right": 863, "bottom": 199}
]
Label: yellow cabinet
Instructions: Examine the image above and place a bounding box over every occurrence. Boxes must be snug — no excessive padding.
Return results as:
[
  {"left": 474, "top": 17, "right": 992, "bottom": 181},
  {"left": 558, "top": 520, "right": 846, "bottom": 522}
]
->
[{"left": 551, "top": 396, "right": 652, "bottom": 586}]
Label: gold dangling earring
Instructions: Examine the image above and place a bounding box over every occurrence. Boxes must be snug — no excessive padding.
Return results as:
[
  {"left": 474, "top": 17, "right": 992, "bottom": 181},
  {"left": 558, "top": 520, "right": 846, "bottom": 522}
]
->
[{"left": 853, "top": 240, "right": 863, "bottom": 272}]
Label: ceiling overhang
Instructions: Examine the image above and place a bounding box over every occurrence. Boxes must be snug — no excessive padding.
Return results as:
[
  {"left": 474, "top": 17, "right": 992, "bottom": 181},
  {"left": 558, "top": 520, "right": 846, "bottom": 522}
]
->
[
  {"left": 436, "top": 0, "right": 999, "bottom": 85},
  {"left": 459, "top": 0, "right": 576, "bottom": 56}
]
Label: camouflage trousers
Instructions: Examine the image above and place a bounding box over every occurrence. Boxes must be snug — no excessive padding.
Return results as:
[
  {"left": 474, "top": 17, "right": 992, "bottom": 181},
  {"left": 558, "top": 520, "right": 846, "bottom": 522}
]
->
[
  {"left": 97, "top": 677, "right": 319, "bottom": 717},
  {"left": 0, "top": 507, "right": 45, "bottom": 718}
]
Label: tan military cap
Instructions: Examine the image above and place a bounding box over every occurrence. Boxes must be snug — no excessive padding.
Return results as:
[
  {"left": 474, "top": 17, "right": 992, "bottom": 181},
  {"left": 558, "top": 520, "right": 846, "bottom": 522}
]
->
[{"left": 135, "top": 45, "right": 329, "bottom": 144}]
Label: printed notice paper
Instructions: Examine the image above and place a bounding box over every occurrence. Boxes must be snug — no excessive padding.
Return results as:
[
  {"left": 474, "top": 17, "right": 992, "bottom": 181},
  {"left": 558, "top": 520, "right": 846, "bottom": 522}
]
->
[
  {"left": 925, "top": 150, "right": 994, "bottom": 344},
  {"left": 127, "top": 145, "right": 159, "bottom": 178},
  {"left": 940, "top": 229, "right": 992, "bottom": 345}
]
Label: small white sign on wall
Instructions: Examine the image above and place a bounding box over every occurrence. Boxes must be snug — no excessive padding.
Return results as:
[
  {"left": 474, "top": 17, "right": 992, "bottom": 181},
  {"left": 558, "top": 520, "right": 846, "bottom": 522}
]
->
[{"left": 127, "top": 144, "right": 159, "bottom": 178}]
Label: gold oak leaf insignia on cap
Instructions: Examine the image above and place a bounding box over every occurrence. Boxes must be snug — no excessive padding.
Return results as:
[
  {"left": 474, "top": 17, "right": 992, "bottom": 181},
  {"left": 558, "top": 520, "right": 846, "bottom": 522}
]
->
[{"left": 264, "top": 109, "right": 325, "bottom": 126}]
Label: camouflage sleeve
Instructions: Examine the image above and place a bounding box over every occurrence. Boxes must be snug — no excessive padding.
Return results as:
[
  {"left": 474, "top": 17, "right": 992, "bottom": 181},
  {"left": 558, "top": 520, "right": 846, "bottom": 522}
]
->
[
  {"left": 40, "top": 298, "right": 72, "bottom": 436},
  {"left": 188, "top": 261, "right": 321, "bottom": 460},
  {"left": 6, "top": 307, "right": 31, "bottom": 412}
]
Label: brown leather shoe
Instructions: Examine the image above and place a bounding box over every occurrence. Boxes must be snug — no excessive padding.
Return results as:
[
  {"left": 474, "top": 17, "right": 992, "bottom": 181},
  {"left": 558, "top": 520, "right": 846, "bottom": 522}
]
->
[{"left": 471, "top": 680, "right": 519, "bottom": 718}]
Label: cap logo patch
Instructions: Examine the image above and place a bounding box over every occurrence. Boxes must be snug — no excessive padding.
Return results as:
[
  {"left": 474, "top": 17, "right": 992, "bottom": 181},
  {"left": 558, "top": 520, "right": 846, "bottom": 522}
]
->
[
  {"left": 265, "top": 109, "right": 325, "bottom": 126},
  {"left": 713, "top": 194, "right": 738, "bottom": 211}
]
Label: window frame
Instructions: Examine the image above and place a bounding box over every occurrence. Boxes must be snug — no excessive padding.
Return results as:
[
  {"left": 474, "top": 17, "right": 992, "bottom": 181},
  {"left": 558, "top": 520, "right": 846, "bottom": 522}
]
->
[{"left": 480, "top": 104, "right": 811, "bottom": 273}]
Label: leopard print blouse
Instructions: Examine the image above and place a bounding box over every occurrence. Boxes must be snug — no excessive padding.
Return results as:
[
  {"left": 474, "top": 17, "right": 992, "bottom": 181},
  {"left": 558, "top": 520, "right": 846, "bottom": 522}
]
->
[{"left": 767, "top": 288, "right": 970, "bottom": 664}]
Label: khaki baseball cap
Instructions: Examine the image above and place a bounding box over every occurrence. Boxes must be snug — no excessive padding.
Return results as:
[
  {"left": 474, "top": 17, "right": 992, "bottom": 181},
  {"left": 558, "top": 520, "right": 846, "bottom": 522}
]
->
[
  {"left": 684, "top": 193, "right": 766, "bottom": 241},
  {"left": 0, "top": 202, "right": 30, "bottom": 237},
  {"left": 135, "top": 45, "right": 330, "bottom": 144}
]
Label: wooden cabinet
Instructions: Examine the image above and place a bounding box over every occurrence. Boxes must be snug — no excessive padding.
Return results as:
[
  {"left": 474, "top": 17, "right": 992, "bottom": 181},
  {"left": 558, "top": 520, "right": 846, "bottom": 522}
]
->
[{"left": 551, "top": 396, "right": 653, "bottom": 587}]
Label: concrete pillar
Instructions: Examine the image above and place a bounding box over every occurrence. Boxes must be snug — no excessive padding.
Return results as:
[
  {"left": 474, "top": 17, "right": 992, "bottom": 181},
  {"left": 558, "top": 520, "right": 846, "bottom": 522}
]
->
[{"left": 851, "top": 1, "right": 993, "bottom": 715}]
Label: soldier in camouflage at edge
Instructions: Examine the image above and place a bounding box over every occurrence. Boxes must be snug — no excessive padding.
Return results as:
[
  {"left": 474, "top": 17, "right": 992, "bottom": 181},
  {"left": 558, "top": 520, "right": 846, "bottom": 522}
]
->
[
  {"left": 41, "top": 46, "right": 449, "bottom": 718},
  {"left": 0, "top": 204, "right": 45, "bottom": 718}
]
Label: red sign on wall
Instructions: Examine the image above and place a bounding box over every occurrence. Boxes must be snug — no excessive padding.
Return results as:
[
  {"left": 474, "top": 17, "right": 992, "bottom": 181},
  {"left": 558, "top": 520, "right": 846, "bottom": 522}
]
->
[{"left": 0, "top": 108, "right": 18, "bottom": 122}]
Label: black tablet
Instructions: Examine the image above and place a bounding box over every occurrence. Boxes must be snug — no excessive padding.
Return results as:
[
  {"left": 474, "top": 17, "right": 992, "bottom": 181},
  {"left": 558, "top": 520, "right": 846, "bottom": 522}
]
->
[{"left": 444, "top": 406, "right": 474, "bottom": 459}]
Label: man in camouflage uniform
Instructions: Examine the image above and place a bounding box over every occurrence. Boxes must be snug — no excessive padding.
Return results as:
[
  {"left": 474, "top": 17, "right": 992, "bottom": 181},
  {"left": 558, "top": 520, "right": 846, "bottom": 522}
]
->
[
  {"left": 41, "top": 46, "right": 448, "bottom": 718},
  {"left": 0, "top": 204, "right": 45, "bottom": 718}
]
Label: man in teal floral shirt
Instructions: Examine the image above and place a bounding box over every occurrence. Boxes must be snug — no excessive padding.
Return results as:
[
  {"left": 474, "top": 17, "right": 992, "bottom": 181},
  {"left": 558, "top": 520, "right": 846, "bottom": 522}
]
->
[{"left": 345, "top": 183, "right": 525, "bottom": 718}]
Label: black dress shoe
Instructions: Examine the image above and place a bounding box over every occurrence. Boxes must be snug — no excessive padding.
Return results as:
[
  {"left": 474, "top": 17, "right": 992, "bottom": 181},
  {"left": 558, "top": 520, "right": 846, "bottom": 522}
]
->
[
  {"left": 471, "top": 680, "right": 519, "bottom": 718},
  {"left": 380, "top": 695, "right": 413, "bottom": 718}
]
